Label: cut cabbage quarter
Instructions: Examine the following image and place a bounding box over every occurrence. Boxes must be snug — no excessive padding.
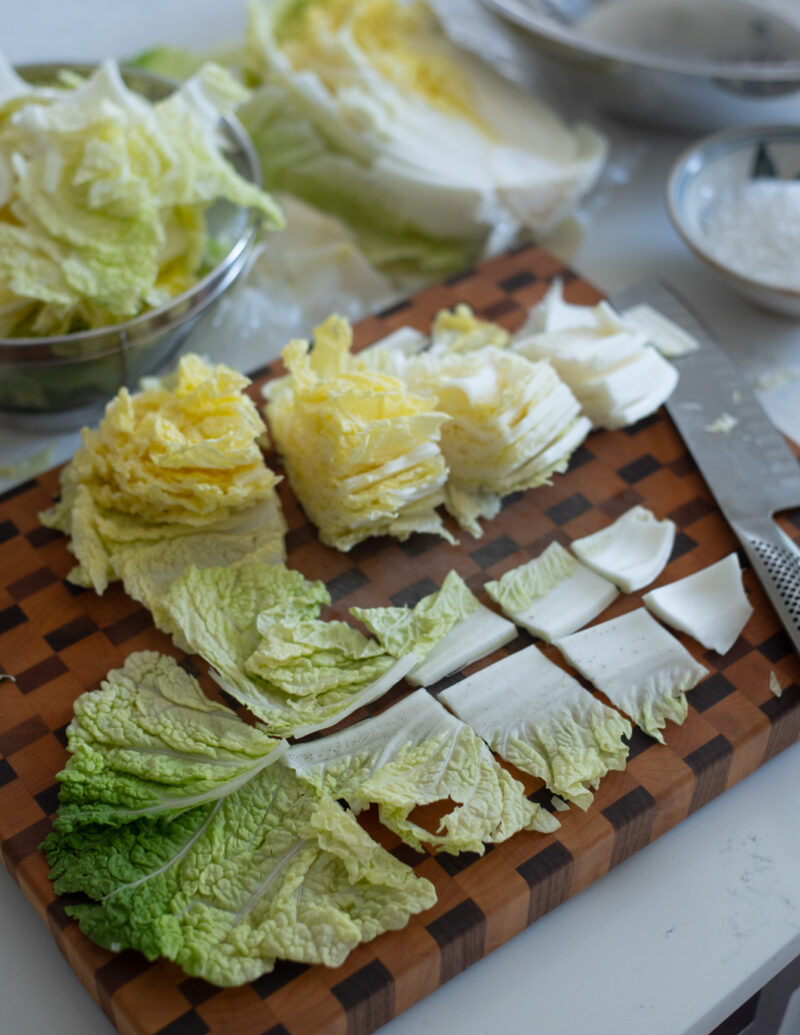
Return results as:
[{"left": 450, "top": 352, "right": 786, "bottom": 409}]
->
[
  {"left": 571, "top": 506, "right": 675, "bottom": 593},
  {"left": 403, "top": 345, "right": 590, "bottom": 535},
  {"left": 286, "top": 688, "right": 558, "bottom": 854},
  {"left": 263, "top": 314, "right": 452, "bottom": 551},
  {"left": 555, "top": 609, "right": 708, "bottom": 743},
  {"left": 643, "top": 553, "right": 752, "bottom": 654},
  {"left": 440, "top": 645, "right": 631, "bottom": 810},
  {"left": 351, "top": 570, "right": 517, "bottom": 687},
  {"left": 485, "top": 541, "right": 618, "bottom": 642}
]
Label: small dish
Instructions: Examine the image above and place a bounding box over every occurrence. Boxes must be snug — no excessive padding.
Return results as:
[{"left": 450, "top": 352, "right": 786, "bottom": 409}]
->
[
  {"left": 0, "top": 64, "right": 263, "bottom": 431},
  {"left": 666, "top": 124, "right": 800, "bottom": 317}
]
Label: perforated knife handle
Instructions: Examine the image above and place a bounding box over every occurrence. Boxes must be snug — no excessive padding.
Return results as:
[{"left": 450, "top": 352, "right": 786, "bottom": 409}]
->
[{"left": 733, "top": 517, "right": 800, "bottom": 656}]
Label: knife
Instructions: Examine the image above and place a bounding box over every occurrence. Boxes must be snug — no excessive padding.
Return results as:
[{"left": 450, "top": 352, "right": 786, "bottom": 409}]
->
[{"left": 611, "top": 280, "right": 800, "bottom": 656}]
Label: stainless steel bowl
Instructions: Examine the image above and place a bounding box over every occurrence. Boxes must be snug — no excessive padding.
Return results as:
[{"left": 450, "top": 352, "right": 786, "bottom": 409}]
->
[
  {"left": 0, "top": 64, "right": 262, "bottom": 431},
  {"left": 484, "top": 0, "right": 800, "bottom": 132}
]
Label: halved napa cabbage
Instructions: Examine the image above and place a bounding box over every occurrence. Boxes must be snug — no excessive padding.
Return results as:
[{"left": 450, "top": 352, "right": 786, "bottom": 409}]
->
[
  {"left": 485, "top": 541, "right": 618, "bottom": 641},
  {"left": 555, "top": 608, "right": 708, "bottom": 742},
  {"left": 0, "top": 58, "right": 283, "bottom": 336},
  {"left": 263, "top": 313, "right": 452, "bottom": 551},
  {"left": 570, "top": 506, "right": 675, "bottom": 593},
  {"left": 402, "top": 345, "right": 591, "bottom": 535},
  {"left": 351, "top": 570, "right": 517, "bottom": 687},
  {"left": 40, "top": 355, "right": 286, "bottom": 623},
  {"left": 286, "top": 688, "right": 558, "bottom": 854},
  {"left": 45, "top": 652, "right": 435, "bottom": 985},
  {"left": 239, "top": 0, "right": 606, "bottom": 275},
  {"left": 643, "top": 553, "right": 752, "bottom": 654},
  {"left": 163, "top": 562, "right": 416, "bottom": 737},
  {"left": 513, "top": 282, "right": 679, "bottom": 429},
  {"left": 440, "top": 645, "right": 631, "bottom": 810}
]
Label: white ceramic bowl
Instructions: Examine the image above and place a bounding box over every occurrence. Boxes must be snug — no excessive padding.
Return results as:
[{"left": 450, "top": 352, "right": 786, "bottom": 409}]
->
[{"left": 666, "top": 124, "right": 800, "bottom": 318}]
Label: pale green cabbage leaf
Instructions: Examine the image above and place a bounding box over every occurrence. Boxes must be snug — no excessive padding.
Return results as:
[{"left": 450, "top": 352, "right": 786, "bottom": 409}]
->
[
  {"left": 164, "top": 562, "right": 416, "bottom": 736},
  {"left": 287, "top": 688, "right": 558, "bottom": 854}
]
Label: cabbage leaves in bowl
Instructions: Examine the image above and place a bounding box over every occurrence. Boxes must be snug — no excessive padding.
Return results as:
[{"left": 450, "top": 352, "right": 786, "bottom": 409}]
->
[{"left": 0, "top": 55, "right": 284, "bottom": 338}]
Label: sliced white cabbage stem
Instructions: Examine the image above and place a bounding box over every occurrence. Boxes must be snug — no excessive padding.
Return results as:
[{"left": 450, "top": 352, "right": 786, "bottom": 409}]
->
[
  {"left": 621, "top": 303, "right": 699, "bottom": 358},
  {"left": 555, "top": 608, "right": 708, "bottom": 743},
  {"left": 571, "top": 505, "right": 675, "bottom": 593},
  {"left": 408, "top": 604, "right": 517, "bottom": 687},
  {"left": 485, "top": 541, "right": 618, "bottom": 642},
  {"left": 643, "top": 552, "right": 752, "bottom": 654},
  {"left": 440, "top": 644, "right": 631, "bottom": 810}
]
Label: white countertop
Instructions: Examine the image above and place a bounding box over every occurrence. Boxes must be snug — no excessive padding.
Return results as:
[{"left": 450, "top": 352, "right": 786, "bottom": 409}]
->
[{"left": 2, "top": 4, "right": 800, "bottom": 1034}]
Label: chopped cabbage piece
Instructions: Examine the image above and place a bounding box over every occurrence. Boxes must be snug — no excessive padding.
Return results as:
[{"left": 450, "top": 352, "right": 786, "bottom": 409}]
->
[
  {"left": 0, "top": 58, "right": 282, "bottom": 336},
  {"left": 555, "top": 609, "right": 708, "bottom": 742},
  {"left": 286, "top": 688, "right": 558, "bottom": 853},
  {"left": 485, "top": 541, "right": 618, "bottom": 641},
  {"left": 408, "top": 605, "right": 517, "bottom": 687},
  {"left": 769, "top": 671, "right": 783, "bottom": 698},
  {"left": 52, "top": 651, "right": 286, "bottom": 832},
  {"left": 440, "top": 645, "right": 631, "bottom": 809},
  {"left": 621, "top": 303, "right": 699, "bottom": 357},
  {"left": 240, "top": 0, "right": 606, "bottom": 275},
  {"left": 571, "top": 506, "right": 675, "bottom": 593},
  {"left": 513, "top": 283, "right": 680, "bottom": 429},
  {"left": 46, "top": 760, "right": 435, "bottom": 985},
  {"left": 643, "top": 553, "right": 752, "bottom": 654},
  {"left": 352, "top": 570, "right": 517, "bottom": 686},
  {"left": 403, "top": 345, "right": 589, "bottom": 535},
  {"left": 704, "top": 413, "right": 738, "bottom": 434},
  {"left": 164, "top": 562, "right": 415, "bottom": 736},
  {"left": 40, "top": 354, "right": 285, "bottom": 614},
  {"left": 263, "top": 313, "right": 452, "bottom": 551}
]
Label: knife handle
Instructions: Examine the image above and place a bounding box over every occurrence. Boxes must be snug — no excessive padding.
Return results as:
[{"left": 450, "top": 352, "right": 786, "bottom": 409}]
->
[{"left": 733, "top": 517, "right": 800, "bottom": 657}]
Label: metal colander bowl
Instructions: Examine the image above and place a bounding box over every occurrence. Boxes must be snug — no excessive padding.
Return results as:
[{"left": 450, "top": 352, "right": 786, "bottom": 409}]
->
[{"left": 0, "top": 63, "right": 263, "bottom": 431}]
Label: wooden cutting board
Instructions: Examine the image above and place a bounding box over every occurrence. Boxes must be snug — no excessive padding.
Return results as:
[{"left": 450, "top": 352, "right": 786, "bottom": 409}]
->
[{"left": 1, "top": 245, "right": 799, "bottom": 1035}]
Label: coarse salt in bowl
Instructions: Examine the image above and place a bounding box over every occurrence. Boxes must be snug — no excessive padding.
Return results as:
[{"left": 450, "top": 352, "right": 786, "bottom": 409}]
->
[{"left": 666, "top": 124, "right": 800, "bottom": 317}]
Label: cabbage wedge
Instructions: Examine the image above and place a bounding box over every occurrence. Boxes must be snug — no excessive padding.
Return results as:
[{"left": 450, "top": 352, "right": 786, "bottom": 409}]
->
[{"left": 240, "top": 0, "right": 606, "bottom": 274}]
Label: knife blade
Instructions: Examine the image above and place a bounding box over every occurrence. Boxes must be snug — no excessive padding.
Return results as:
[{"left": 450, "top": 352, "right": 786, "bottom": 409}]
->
[{"left": 611, "top": 280, "right": 800, "bottom": 656}]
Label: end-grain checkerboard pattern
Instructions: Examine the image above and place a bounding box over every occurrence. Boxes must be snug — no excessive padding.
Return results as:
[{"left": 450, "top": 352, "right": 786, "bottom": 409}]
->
[{"left": 1, "top": 244, "right": 799, "bottom": 1035}]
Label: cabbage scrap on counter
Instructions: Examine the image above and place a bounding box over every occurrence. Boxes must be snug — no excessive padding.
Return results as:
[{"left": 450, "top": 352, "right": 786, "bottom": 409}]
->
[
  {"left": 40, "top": 354, "right": 286, "bottom": 628},
  {"left": 0, "top": 56, "right": 283, "bottom": 337},
  {"left": 264, "top": 314, "right": 453, "bottom": 551},
  {"left": 286, "top": 688, "right": 558, "bottom": 854},
  {"left": 239, "top": 0, "right": 606, "bottom": 275},
  {"left": 44, "top": 652, "right": 436, "bottom": 987}
]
